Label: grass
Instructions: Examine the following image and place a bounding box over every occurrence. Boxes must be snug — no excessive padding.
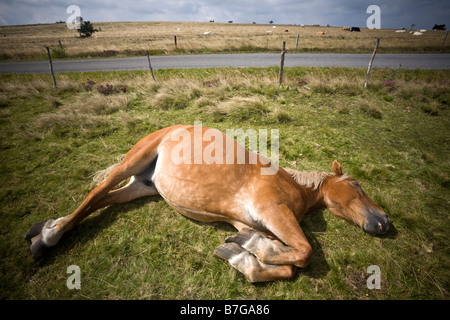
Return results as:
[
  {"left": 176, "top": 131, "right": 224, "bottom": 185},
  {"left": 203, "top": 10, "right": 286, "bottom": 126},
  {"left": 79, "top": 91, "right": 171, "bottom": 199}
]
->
[
  {"left": 0, "top": 66, "right": 449, "bottom": 300},
  {"left": 0, "top": 21, "right": 449, "bottom": 61}
]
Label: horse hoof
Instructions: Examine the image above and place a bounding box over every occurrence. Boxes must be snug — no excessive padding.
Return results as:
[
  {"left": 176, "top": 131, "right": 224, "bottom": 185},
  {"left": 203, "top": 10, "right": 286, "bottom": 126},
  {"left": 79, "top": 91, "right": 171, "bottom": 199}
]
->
[
  {"left": 24, "top": 221, "right": 46, "bottom": 241},
  {"left": 225, "top": 228, "right": 256, "bottom": 246},
  {"left": 213, "top": 242, "right": 246, "bottom": 261},
  {"left": 29, "top": 234, "right": 48, "bottom": 260},
  {"left": 25, "top": 220, "right": 50, "bottom": 260}
]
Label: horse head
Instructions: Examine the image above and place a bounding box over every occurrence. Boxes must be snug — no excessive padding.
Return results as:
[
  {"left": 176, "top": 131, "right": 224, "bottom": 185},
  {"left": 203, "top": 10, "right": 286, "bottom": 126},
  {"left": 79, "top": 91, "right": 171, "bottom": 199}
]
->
[{"left": 322, "top": 160, "right": 390, "bottom": 235}]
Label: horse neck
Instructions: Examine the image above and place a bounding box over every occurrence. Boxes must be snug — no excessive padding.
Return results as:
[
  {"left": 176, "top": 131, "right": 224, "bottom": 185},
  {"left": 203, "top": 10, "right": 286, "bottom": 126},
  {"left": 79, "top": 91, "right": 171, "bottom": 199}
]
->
[
  {"left": 304, "top": 174, "right": 341, "bottom": 214},
  {"left": 310, "top": 174, "right": 346, "bottom": 213},
  {"left": 284, "top": 168, "right": 330, "bottom": 214},
  {"left": 303, "top": 183, "right": 327, "bottom": 214}
]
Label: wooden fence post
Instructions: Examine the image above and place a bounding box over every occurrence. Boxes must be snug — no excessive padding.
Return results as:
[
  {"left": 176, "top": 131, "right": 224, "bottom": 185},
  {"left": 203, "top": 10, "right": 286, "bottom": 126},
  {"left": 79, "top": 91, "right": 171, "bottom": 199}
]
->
[
  {"left": 364, "top": 38, "right": 380, "bottom": 89},
  {"left": 45, "top": 46, "right": 57, "bottom": 88},
  {"left": 443, "top": 31, "right": 449, "bottom": 46},
  {"left": 296, "top": 34, "right": 299, "bottom": 49},
  {"left": 146, "top": 50, "right": 156, "bottom": 82},
  {"left": 174, "top": 35, "right": 177, "bottom": 48},
  {"left": 279, "top": 41, "right": 286, "bottom": 85}
]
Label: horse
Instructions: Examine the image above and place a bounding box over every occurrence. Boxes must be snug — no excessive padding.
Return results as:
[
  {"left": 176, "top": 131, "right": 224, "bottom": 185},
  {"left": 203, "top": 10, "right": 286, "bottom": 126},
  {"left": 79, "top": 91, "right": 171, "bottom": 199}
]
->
[{"left": 25, "top": 124, "right": 390, "bottom": 283}]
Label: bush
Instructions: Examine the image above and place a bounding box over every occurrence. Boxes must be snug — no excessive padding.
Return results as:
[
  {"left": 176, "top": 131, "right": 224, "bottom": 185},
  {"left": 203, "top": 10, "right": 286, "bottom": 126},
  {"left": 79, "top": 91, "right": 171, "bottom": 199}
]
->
[
  {"left": 77, "top": 18, "right": 98, "bottom": 38},
  {"left": 51, "top": 47, "right": 66, "bottom": 59}
]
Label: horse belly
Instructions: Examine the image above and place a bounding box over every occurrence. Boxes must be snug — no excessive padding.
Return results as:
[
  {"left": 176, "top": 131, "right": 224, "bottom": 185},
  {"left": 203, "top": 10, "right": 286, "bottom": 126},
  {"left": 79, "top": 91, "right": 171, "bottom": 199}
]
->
[
  {"left": 163, "top": 198, "right": 232, "bottom": 223},
  {"left": 149, "top": 126, "right": 257, "bottom": 223},
  {"left": 152, "top": 160, "right": 245, "bottom": 223}
]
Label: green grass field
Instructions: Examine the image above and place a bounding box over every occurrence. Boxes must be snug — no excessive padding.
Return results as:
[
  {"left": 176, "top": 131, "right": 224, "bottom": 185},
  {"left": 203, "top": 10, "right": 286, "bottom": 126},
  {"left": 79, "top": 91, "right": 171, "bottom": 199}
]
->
[{"left": 0, "top": 66, "right": 449, "bottom": 299}]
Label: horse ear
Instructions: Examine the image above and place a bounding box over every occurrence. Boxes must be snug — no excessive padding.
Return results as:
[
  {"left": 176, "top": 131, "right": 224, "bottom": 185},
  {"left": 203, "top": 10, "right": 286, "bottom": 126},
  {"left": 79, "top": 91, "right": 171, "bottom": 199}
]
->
[{"left": 332, "top": 160, "right": 343, "bottom": 176}]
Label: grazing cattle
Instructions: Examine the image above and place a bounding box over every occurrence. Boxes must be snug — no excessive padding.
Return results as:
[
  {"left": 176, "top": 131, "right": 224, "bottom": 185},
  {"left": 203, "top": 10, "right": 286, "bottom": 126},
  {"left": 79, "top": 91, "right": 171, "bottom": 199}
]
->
[
  {"left": 25, "top": 125, "right": 390, "bottom": 282},
  {"left": 351, "top": 27, "right": 360, "bottom": 32},
  {"left": 343, "top": 26, "right": 351, "bottom": 31},
  {"left": 317, "top": 31, "right": 327, "bottom": 35}
]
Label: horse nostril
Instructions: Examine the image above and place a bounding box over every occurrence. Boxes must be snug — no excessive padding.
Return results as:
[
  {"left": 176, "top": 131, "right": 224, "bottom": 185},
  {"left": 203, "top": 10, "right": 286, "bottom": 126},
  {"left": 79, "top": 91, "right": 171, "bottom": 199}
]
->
[{"left": 364, "top": 213, "right": 390, "bottom": 235}]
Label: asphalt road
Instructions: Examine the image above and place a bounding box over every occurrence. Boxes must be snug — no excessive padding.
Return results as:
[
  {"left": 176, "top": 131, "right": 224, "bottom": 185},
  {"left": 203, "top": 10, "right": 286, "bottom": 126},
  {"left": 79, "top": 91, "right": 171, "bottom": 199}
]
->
[{"left": 1, "top": 53, "right": 449, "bottom": 74}]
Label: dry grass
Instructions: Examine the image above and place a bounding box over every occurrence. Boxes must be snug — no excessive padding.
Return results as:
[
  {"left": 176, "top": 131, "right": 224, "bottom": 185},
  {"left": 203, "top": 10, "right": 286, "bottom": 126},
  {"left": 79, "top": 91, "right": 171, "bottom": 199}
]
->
[
  {"left": 1, "top": 21, "right": 449, "bottom": 61},
  {"left": 152, "top": 79, "right": 202, "bottom": 110}
]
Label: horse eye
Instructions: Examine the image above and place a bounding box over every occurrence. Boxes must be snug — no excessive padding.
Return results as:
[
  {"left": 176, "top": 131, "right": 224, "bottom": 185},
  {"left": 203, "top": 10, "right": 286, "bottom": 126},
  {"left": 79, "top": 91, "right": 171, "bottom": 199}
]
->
[{"left": 350, "top": 181, "right": 361, "bottom": 188}]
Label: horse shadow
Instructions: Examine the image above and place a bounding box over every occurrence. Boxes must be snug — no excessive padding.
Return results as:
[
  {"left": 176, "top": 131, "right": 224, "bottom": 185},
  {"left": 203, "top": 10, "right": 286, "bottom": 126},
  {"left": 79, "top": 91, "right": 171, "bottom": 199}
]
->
[
  {"left": 297, "top": 209, "right": 331, "bottom": 279},
  {"left": 32, "top": 197, "right": 322, "bottom": 266},
  {"left": 295, "top": 208, "right": 398, "bottom": 278},
  {"left": 32, "top": 196, "right": 238, "bottom": 267},
  {"left": 32, "top": 197, "right": 333, "bottom": 280},
  {"left": 32, "top": 197, "right": 397, "bottom": 283},
  {"left": 33, "top": 196, "right": 162, "bottom": 267}
]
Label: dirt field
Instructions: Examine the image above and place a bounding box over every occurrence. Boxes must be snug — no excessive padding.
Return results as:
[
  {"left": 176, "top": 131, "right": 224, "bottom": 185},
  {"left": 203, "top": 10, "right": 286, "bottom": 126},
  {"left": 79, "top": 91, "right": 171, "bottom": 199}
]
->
[{"left": 1, "top": 21, "right": 449, "bottom": 60}]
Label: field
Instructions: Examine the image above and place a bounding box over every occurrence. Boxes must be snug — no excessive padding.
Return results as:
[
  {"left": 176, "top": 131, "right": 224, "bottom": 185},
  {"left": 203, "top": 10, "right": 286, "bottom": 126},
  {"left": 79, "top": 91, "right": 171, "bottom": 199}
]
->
[
  {"left": 0, "top": 21, "right": 449, "bottom": 61},
  {"left": 0, "top": 65, "right": 449, "bottom": 300}
]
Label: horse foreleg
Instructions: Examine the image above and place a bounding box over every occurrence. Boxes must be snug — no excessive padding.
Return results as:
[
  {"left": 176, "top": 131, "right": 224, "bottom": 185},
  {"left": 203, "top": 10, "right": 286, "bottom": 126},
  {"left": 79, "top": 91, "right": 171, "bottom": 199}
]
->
[
  {"left": 230, "top": 204, "right": 313, "bottom": 269},
  {"left": 214, "top": 242, "right": 295, "bottom": 283}
]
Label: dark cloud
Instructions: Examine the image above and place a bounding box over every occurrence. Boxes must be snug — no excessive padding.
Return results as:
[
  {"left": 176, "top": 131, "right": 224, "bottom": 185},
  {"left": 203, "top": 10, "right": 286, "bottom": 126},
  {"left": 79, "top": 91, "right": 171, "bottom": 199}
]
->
[{"left": 0, "top": 0, "right": 448, "bottom": 30}]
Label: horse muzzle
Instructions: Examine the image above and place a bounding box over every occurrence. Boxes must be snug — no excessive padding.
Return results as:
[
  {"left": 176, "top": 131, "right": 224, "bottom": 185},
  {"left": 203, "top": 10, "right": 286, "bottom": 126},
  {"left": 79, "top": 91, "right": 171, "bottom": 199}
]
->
[{"left": 363, "top": 210, "right": 390, "bottom": 235}]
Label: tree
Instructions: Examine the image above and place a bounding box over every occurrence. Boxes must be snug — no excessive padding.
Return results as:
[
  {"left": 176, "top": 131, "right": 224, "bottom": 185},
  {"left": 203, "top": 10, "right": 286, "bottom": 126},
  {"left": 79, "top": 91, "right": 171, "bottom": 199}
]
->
[
  {"left": 432, "top": 24, "right": 446, "bottom": 31},
  {"left": 77, "top": 17, "right": 98, "bottom": 38}
]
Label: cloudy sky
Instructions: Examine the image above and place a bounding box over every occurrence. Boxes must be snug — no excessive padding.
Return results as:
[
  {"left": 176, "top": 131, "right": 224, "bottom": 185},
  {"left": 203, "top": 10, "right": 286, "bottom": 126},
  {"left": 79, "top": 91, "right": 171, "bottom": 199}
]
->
[{"left": 0, "top": 0, "right": 448, "bottom": 30}]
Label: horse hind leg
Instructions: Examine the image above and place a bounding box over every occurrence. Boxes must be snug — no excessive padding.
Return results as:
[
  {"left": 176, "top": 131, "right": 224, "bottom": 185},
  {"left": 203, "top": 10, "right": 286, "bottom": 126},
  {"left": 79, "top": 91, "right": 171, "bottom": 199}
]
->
[
  {"left": 24, "top": 129, "right": 167, "bottom": 260},
  {"left": 214, "top": 242, "right": 295, "bottom": 283},
  {"left": 24, "top": 169, "right": 158, "bottom": 260}
]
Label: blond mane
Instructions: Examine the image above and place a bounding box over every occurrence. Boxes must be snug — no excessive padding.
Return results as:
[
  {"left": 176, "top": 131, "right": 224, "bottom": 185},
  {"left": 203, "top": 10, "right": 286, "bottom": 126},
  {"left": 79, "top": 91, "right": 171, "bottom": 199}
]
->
[{"left": 284, "top": 168, "right": 350, "bottom": 190}]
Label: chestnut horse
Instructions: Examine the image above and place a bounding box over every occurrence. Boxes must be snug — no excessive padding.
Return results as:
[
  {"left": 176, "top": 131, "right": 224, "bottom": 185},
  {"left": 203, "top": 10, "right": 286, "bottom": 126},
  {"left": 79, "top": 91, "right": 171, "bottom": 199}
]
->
[{"left": 25, "top": 125, "right": 390, "bottom": 282}]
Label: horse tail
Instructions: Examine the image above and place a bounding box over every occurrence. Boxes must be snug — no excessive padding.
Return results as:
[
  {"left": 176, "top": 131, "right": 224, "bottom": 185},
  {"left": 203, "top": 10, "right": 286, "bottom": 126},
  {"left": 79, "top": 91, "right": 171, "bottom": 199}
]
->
[{"left": 91, "top": 154, "right": 126, "bottom": 186}]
